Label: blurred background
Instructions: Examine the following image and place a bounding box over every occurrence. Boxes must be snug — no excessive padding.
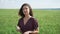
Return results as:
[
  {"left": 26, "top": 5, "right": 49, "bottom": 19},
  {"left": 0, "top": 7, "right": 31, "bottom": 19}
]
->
[{"left": 0, "top": 0, "right": 60, "bottom": 34}]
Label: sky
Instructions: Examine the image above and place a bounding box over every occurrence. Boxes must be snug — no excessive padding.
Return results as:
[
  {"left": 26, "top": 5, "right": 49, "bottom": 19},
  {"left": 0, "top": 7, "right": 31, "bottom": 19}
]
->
[{"left": 0, "top": 0, "right": 60, "bottom": 9}]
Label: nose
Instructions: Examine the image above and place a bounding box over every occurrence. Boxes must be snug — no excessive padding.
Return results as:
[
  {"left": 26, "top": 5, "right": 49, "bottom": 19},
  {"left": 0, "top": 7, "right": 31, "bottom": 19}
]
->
[
  {"left": 24, "top": 9, "right": 27, "bottom": 12},
  {"left": 23, "top": 9, "right": 27, "bottom": 12}
]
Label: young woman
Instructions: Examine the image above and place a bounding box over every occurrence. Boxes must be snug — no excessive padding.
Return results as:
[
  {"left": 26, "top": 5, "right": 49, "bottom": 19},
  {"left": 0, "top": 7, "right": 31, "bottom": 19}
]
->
[{"left": 17, "top": 3, "right": 39, "bottom": 34}]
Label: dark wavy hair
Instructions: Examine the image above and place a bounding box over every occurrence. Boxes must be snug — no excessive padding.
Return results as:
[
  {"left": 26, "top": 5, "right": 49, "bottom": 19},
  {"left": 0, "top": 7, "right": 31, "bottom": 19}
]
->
[{"left": 18, "top": 3, "right": 33, "bottom": 18}]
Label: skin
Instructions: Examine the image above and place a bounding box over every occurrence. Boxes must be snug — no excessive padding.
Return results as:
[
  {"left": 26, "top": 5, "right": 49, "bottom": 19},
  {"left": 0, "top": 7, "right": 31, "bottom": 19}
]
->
[
  {"left": 17, "top": 5, "right": 39, "bottom": 34},
  {"left": 22, "top": 5, "right": 32, "bottom": 25}
]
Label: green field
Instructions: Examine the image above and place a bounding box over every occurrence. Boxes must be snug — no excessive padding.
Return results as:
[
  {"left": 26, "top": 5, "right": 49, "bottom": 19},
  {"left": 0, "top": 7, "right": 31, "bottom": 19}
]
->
[{"left": 0, "top": 9, "right": 60, "bottom": 34}]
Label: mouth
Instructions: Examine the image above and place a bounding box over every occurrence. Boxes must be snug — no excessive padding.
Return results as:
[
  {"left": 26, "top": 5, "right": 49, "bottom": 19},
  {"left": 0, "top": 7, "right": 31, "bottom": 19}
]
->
[{"left": 24, "top": 12, "right": 27, "bottom": 14}]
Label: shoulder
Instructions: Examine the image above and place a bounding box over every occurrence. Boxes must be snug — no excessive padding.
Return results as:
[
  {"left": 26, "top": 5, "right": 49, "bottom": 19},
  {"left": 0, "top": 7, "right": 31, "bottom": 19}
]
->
[
  {"left": 31, "top": 17, "right": 38, "bottom": 22},
  {"left": 17, "top": 17, "right": 23, "bottom": 26},
  {"left": 18, "top": 17, "right": 23, "bottom": 21}
]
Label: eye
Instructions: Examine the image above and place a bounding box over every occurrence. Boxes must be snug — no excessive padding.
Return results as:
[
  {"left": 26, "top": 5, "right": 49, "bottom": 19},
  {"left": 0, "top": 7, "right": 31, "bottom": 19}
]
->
[
  {"left": 25, "top": 8, "right": 28, "bottom": 9},
  {"left": 23, "top": 8, "right": 28, "bottom": 10}
]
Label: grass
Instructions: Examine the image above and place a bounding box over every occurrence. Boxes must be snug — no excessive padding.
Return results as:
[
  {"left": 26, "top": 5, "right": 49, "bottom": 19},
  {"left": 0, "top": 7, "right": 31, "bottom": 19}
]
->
[{"left": 0, "top": 9, "right": 60, "bottom": 34}]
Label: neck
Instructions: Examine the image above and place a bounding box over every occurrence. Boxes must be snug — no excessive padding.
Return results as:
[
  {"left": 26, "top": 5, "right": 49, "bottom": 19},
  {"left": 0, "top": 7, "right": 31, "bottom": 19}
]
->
[{"left": 24, "top": 15, "right": 31, "bottom": 18}]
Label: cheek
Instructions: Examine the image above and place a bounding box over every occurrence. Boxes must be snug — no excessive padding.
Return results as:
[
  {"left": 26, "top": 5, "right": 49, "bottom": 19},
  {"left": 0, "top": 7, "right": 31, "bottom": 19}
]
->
[
  {"left": 23, "top": 11, "right": 25, "bottom": 14},
  {"left": 23, "top": 9, "right": 26, "bottom": 13},
  {"left": 23, "top": 9, "right": 30, "bottom": 14},
  {"left": 27, "top": 9, "right": 30, "bottom": 13},
  {"left": 27, "top": 8, "right": 30, "bottom": 13}
]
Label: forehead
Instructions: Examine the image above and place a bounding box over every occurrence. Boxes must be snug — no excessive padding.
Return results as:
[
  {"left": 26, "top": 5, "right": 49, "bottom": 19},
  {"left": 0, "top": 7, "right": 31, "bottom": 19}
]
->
[{"left": 23, "top": 6, "right": 29, "bottom": 8}]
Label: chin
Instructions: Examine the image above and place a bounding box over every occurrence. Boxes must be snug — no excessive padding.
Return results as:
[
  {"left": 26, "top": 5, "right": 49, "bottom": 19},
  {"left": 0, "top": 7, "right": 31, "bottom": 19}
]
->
[{"left": 24, "top": 13, "right": 27, "bottom": 15}]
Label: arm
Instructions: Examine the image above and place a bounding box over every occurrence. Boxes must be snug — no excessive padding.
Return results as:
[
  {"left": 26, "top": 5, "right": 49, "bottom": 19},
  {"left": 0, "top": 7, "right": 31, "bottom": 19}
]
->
[
  {"left": 16, "top": 26, "right": 22, "bottom": 32},
  {"left": 17, "top": 18, "right": 21, "bottom": 32},
  {"left": 24, "top": 27, "right": 39, "bottom": 34},
  {"left": 16, "top": 26, "right": 20, "bottom": 31},
  {"left": 32, "top": 27, "right": 39, "bottom": 34},
  {"left": 24, "top": 18, "right": 39, "bottom": 34}
]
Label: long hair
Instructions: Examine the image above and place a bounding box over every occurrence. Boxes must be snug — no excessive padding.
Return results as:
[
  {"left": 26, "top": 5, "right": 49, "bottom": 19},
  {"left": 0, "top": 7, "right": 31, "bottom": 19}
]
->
[{"left": 18, "top": 3, "right": 33, "bottom": 18}]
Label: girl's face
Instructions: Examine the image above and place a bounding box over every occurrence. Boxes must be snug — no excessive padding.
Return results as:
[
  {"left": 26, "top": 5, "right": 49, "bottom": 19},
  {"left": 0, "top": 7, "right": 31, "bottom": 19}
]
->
[{"left": 22, "top": 6, "right": 30, "bottom": 15}]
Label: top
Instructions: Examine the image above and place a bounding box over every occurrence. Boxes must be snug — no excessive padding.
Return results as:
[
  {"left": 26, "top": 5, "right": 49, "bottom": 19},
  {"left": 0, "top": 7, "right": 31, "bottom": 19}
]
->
[{"left": 17, "top": 17, "right": 38, "bottom": 34}]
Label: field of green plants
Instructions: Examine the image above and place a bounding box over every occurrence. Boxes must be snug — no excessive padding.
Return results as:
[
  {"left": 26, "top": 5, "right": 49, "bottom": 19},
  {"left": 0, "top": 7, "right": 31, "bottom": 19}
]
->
[{"left": 0, "top": 9, "right": 60, "bottom": 34}]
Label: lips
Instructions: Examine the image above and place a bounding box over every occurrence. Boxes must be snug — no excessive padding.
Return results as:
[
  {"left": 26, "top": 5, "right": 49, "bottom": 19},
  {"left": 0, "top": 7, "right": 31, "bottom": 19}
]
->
[{"left": 23, "top": 11, "right": 27, "bottom": 14}]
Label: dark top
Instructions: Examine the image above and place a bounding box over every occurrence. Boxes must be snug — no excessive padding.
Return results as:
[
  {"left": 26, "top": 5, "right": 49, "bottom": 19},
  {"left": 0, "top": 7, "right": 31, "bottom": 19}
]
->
[{"left": 17, "top": 17, "right": 38, "bottom": 34}]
